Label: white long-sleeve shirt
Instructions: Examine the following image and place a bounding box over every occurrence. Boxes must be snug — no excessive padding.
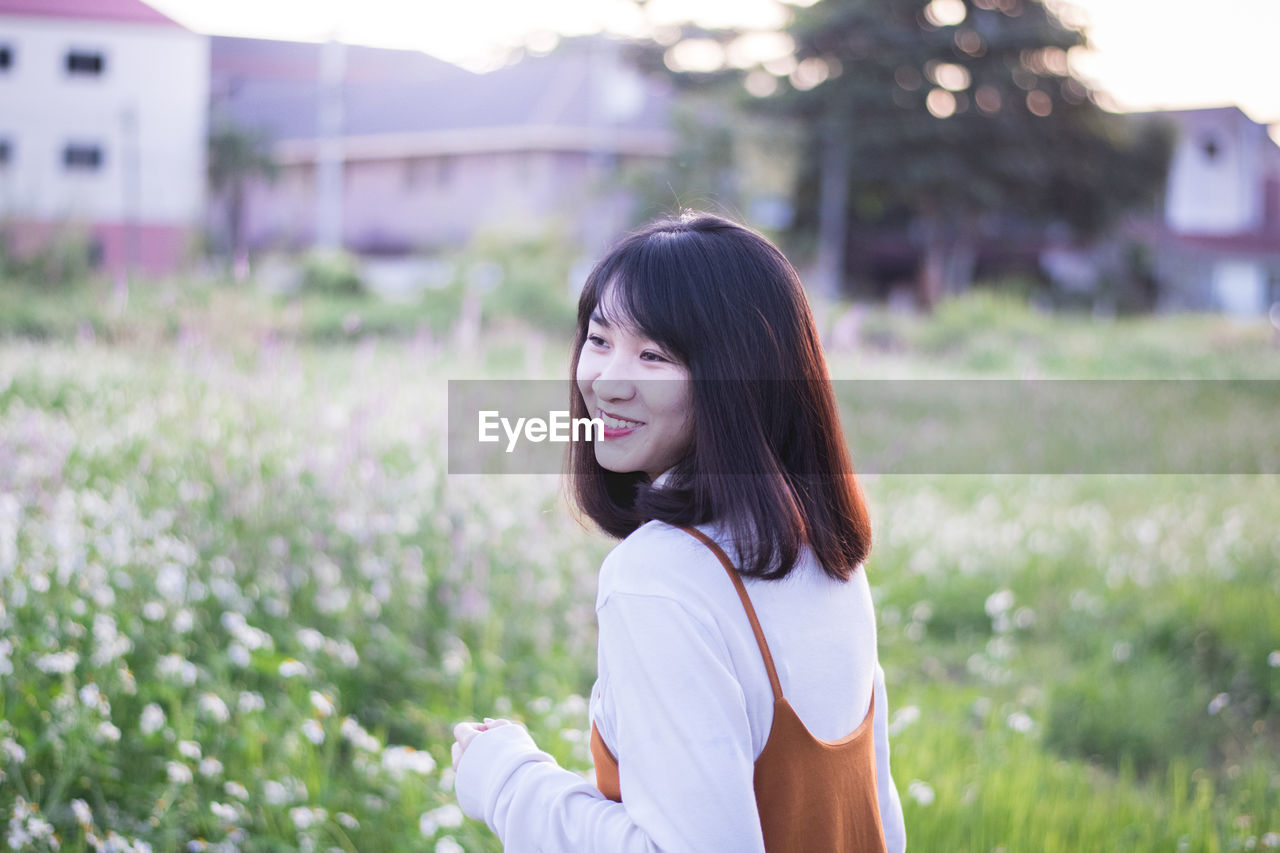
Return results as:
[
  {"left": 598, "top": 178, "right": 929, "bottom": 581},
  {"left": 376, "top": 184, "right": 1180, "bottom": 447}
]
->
[{"left": 455, "top": 519, "right": 907, "bottom": 852}]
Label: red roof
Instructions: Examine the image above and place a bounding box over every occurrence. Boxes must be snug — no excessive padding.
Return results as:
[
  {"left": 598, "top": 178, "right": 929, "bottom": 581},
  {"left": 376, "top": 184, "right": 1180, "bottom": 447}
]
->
[{"left": 0, "top": 0, "right": 182, "bottom": 26}]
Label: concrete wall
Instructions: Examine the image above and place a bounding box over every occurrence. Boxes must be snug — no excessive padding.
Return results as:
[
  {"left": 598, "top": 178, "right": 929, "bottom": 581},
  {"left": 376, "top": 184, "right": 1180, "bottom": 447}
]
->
[{"left": 238, "top": 148, "right": 644, "bottom": 253}]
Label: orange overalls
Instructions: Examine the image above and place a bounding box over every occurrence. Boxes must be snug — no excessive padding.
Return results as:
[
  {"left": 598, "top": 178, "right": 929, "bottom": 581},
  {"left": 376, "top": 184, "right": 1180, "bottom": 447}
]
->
[{"left": 591, "top": 525, "right": 888, "bottom": 852}]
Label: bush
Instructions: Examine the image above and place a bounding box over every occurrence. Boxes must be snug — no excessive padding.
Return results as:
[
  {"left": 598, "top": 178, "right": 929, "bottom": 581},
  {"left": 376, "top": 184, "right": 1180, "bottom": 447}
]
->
[
  {"left": 298, "top": 249, "right": 366, "bottom": 297},
  {"left": 454, "top": 230, "right": 578, "bottom": 335},
  {"left": 0, "top": 224, "right": 97, "bottom": 289},
  {"left": 1044, "top": 656, "right": 1219, "bottom": 774}
]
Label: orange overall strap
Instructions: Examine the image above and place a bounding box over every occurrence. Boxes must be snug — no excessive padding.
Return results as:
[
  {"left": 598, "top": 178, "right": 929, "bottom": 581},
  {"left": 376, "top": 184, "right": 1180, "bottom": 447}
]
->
[{"left": 679, "top": 526, "right": 784, "bottom": 703}]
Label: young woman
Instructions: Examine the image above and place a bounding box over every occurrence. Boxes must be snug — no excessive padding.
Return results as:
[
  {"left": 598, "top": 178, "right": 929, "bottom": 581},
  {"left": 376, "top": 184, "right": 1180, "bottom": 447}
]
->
[{"left": 452, "top": 213, "right": 906, "bottom": 852}]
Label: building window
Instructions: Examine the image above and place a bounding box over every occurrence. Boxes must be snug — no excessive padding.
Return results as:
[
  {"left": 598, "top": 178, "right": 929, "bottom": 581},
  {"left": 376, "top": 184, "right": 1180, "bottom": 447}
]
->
[
  {"left": 0, "top": 45, "right": 13, "bottom": 71},
  {"left": 66, "top": 50, "right": 105, "bottom": 76},
  {"left": 1200, "top": 134, "right": 1221, "bottom": 162},
  {"left": 63, "top": 143, "right": 103, "bottom": 171},
  {"left": 436, "top": 155, "right": 454, "bottom": 187}
]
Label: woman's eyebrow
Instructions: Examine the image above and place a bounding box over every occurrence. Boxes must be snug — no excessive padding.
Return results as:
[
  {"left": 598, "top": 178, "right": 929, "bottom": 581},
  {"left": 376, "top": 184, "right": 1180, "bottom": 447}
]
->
[{"left": 589, "top": 311, "right": 612, "bottom": 328}]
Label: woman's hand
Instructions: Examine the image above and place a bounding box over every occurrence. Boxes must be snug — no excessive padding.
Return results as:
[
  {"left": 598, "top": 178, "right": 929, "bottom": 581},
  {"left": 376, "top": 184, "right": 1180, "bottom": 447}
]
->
[{"left": 451, "top": 717, "right": 514, "bottom": 769}]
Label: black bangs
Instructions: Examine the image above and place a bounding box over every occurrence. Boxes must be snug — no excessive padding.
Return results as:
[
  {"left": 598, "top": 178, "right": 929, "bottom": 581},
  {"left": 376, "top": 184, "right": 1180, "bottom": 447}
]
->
[{"left": 577, "top": 228, "right": 715, "bottom": 367}]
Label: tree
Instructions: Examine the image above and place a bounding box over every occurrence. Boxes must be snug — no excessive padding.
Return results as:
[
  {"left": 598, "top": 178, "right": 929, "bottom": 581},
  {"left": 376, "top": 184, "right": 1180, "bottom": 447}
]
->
[
  {"left": 206, "top": 121, "right": 278, "bottom": 270},
  {"left": 774, "top": 0, "right": 1173, "bottom": 307}
]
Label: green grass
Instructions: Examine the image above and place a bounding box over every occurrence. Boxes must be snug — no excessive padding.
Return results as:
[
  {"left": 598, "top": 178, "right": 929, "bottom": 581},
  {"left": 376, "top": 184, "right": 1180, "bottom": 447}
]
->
[{"left": 1, "top": 285, "right": 1278, "bottom": 851}]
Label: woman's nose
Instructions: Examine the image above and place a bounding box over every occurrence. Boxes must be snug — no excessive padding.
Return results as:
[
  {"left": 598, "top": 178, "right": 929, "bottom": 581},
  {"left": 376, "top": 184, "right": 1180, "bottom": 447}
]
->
[{"left": 592, "top": 355, "right": 636, "bottom": 402}]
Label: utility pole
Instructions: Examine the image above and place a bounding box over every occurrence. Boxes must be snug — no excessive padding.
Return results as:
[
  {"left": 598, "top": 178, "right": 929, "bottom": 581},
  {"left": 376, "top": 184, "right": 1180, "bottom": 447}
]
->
[
  {"left": 315, "top": 37, "right": 345, "bottom": 250},
  {"left": 812, "top": 114, "right": 850, "bottom": 302},
  {"left": 119, "top": 104, "right": 141, "bottom": 305}
]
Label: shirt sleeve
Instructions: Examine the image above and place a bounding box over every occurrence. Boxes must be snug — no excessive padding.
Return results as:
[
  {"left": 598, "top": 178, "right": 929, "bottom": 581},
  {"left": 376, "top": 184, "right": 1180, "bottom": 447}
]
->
[
  {"left": 453, "top": 589, "right": 766, "bottom": 853},
  {"left": 872, "top": 662, "right": 907, "bottom": 853}
]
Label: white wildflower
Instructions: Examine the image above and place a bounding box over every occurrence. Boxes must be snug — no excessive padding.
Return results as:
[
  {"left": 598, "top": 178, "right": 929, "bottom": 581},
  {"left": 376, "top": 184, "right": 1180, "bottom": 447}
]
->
[
  {"left": 301, "top": 719, "right": 325, "bottom": 745},
  {"left": 79, "top": 682, "right": 104, "bottom": 711},
  {"left": 1006, "top": 712, "right": 1034, "bottom": 734},
  {"left": 210, "top": 801, "right": 239, "bottom": 824},
  {"left": 1, "top": 737, "right": 26, "bottom": 763},
  {"left": 198, "top": 693, "right": 231, "bottom": 723},
  {"left": 907, "top": 779, "right": 936, "bottom": 806},
  {"left": 984, "top": 589, "right": 1014, "bottom": 618},
  {"left": 278, "top": 658, "right": 308, "bottom": 678},
  {"left": 36, "top": 649, "right": 79, "bottom": 674},
  {"left": 436, "top": 837, "right": 464, "bottom": 853},
  {"left": 172, "top": 608, "right": 195, "bottom": 634},
  {"left": 1268, "top": 651, "right": 1280, "bottom": 668},
  {"left": 224, "top": 781, "right": 250, "bottom": 801},
  {"left": 167, "top": 761, "right": 194, "bottom": 784},
  {"left": 382, "top": 745, "right": 437, "bottom": 777},
  {"left": 25, "top": 813, "right": 58, "bottom": 846},
  {"left": 325, "top": 638, "right": 359, "bottom": 668},
  {"left": 238, "top": 691, "right": 266, "bottom": 713},
  {"left": 227, "top": 642, "right": 250, "bottom": 668},
  {"left": 71, "top": 798, "right": 93, "bottom": 825},
  {"left": 297, "top": 628, "right": 325, "bottom": 652},
  {"left": 157, "top": 653, "right": 198, "bottom": 685},
  {"left": 199, "top": 757, "right": 224, "bottom": 777},
  {"left": 96, "top": 721, "right": 122, "bottom": 743},
  {"left": 140, "top": 703, "right": 166, "bottom": 735},
  {"left": 888, "top": 705, "right": 921, "bottom": 737},
  {"left": 264, "top": 777, "right": 306, "bottom": 805},
  {"left": 419, "top": 804, "right": 465, "bottom": 836},
  {"left": 178, "top": 740, "right": 202, "bottom": 760},
  {"left": 1208, "top": 693, "right": 1230, "bottom": 715},
  {"left": 289, "top": 806, "right": 327, "bottom": 830},
  {"left": 337, "top": 813, "right": 359, "bottom": 830},
  {"left": 341, "top": 716, "right": 380, "bottom": 752},
  {"left": 309, "top": 691, "right": 335, "bottom": 718},
  {"left": 156, "top": 562, "right": 186, "bottom": 603}
]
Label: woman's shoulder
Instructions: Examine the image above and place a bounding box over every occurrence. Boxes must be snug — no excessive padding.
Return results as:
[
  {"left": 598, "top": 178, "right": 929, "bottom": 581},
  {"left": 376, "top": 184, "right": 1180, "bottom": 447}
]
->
[{"left": 597, "top": 520, "right": 732, "bottom": 607}]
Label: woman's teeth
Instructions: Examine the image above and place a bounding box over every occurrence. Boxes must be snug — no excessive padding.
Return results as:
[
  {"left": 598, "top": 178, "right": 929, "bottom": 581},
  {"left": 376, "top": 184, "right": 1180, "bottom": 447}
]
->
[{"left": 601, "top": 412, "right": 641, "bottom": 429}]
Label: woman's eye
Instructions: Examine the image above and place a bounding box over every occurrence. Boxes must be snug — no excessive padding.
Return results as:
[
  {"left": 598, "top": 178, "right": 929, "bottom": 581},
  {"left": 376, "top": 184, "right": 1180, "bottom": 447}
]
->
[
  {"left": 587, "top": 334, "right": 607, "bottom": 347},
  {"left": 640, "top": 350, "right": 669, "bottom": 363}
]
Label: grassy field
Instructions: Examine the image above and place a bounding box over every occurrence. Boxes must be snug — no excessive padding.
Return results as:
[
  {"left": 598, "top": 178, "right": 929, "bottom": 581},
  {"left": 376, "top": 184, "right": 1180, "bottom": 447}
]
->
[{"left": 1, "top": 282, "right": 1278, "bottom": 852}]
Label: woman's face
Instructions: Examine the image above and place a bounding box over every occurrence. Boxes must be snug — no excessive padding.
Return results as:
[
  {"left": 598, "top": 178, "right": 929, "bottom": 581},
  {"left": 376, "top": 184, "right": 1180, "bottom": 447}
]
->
[{"left": 576, "top": 304, "right": 693, "bottom": 481}]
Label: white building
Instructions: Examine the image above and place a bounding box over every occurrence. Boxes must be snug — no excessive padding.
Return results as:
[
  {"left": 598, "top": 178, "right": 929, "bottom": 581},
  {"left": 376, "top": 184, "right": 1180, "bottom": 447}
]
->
[
  {"left": 1146, "top": 107, "right": 1280, "bottom": 314},
  {"left": 0, "top": 0, "right": 208, "bottom": 276}
]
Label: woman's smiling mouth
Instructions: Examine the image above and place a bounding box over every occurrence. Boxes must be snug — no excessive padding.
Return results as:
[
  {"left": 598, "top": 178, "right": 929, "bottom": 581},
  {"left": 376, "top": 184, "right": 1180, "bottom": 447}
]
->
[{"left": 599, "top": 409, "right": 643, "bottom": 436}]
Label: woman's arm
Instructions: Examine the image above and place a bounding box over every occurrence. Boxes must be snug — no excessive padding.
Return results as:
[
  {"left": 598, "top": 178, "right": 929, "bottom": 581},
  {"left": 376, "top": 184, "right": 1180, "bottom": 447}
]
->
[
  {"left": 872, "top": 662, "right": 907, "bottom": 853},
  {"left": 454, "top": 590, "right": 766, "bottom": 852}
]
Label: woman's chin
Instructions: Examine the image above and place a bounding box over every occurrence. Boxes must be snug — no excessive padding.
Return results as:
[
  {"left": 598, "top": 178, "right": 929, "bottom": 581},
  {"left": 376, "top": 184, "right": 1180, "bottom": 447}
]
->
[{"left": 593, "top": 451, "right": 641, "bottom": 477}]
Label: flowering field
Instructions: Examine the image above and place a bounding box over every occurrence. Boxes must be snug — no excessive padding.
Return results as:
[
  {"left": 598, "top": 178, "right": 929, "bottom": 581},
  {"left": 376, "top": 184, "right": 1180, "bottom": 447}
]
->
[{"left": 2, "top": 311, "right": 1278, "bottom": 851}]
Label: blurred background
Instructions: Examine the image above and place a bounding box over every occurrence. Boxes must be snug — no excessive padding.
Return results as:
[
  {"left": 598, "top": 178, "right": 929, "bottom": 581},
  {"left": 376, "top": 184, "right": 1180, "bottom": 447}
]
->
[{"left": 0, "top": 1, "right": 1277, "bottom": 851}]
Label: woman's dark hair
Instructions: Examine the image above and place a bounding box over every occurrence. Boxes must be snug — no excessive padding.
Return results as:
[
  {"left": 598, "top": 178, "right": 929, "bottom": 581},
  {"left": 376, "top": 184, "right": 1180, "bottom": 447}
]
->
[{"left": 566, "top": 212, "right": 871, "bottom": 581}]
